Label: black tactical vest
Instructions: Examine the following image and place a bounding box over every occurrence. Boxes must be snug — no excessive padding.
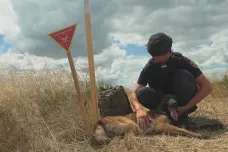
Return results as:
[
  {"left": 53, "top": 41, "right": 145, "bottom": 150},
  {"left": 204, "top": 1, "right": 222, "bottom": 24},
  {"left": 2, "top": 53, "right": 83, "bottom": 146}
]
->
[{"left": 145, "top": 52, "right": 184, "bottom": 93}]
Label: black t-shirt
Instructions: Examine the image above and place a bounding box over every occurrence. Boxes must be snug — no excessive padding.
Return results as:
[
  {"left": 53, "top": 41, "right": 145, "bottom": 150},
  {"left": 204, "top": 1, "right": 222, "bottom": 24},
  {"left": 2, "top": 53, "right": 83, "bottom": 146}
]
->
[{"left": 137, "top": 53, "right": 202, "bottom": 93}]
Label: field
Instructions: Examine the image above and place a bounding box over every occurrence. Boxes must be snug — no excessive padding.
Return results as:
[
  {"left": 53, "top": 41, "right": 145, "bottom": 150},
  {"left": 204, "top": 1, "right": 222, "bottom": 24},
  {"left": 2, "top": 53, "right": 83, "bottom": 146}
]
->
[{"left": 0, "top": 67, "right": 227, "bottom": 152}]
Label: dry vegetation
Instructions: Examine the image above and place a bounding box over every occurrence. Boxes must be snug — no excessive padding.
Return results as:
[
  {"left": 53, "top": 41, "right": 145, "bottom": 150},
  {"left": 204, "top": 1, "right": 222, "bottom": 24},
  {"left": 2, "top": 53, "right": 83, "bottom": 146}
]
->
[{"left": 0, "top": 65, "right": 227, "bottom": 152}]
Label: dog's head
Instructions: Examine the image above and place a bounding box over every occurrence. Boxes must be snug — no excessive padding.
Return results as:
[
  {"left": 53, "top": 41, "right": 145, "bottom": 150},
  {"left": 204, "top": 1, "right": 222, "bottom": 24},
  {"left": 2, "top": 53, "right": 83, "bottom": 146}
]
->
[
  {"left": 167, "top": 98, "right": 179, "bottom": 121},
  {"left": 159, "top": 94, "right": 179, "bottom": 121}
]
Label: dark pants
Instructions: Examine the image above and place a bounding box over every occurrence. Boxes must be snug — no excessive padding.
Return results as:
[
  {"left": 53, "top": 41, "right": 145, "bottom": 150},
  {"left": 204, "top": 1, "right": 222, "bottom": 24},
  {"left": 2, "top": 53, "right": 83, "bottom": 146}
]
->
[{"left": 136, "top": 69, "right": 198, "bottom": 117}]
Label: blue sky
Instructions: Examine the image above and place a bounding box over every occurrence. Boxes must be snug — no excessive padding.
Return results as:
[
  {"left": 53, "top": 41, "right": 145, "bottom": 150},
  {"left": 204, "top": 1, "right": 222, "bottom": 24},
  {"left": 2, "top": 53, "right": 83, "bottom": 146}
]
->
[
  {"left": 111, "top": 38, "right": 149, "bottom": 57},
  {"left": 124, "top": 44, "right": 150, "bottom": 58},
  {"left": 0, "top": 34, "right": 13, "bottom": 55}
]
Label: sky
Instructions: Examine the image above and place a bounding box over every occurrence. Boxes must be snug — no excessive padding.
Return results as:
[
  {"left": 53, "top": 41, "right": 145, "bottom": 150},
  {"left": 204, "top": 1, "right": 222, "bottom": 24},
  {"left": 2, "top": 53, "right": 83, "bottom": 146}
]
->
[{"left": 0, "top": 0, "right": 228, "bottom": 88}]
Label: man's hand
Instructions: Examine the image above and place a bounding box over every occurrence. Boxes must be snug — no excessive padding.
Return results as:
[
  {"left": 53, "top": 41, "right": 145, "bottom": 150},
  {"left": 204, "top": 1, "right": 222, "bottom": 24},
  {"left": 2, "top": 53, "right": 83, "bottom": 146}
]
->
[
  {"left": 131, "top": 83, "right": 151, "bottom": 131},
  {"left": 136, "top": 108, "right": 151, "bottom": 131},
  {"left": 177, "top": 106, "right": 189, "bottom": 116}
]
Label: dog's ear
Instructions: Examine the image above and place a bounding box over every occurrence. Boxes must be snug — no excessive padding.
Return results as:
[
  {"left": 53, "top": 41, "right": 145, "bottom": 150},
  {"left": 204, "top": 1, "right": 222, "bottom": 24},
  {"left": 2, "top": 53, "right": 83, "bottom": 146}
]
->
[{"left": 167, "top": 99, "right": 179, "bottom": 108}]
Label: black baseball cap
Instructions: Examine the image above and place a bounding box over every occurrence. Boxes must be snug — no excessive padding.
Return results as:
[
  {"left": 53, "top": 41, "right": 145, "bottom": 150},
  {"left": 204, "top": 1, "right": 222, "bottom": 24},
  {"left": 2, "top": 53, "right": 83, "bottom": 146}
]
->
[{"left": 146, "top": 32, "right": 173, "bottom": 56}]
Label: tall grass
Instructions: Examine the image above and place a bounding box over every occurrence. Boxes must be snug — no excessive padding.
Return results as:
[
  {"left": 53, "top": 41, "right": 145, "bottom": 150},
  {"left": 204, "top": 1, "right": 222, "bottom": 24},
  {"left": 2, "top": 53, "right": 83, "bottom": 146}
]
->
[
  {"left": 0, "top": 60, "right": 106, "bottom": 151},
  {"left": 209, "top": 74, "right": 228, "bottom": 98}
]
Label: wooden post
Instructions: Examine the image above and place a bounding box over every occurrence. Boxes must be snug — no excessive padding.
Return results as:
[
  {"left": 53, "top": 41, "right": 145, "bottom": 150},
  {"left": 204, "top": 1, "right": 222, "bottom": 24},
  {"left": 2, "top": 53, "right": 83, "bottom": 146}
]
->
[
  {"left": 84, "top": 0, "right": 100, "bottom": 125},
  {"left": 48, "top": 24, "right": 93, "bottom": 138},
  {"left": 66, "top": 49, "right": 92, "bottom": 137}
]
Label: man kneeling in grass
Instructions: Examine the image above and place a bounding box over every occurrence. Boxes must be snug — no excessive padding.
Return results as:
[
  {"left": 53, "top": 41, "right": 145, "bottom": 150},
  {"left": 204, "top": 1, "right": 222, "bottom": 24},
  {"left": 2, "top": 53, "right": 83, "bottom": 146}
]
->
[{"left": 131, "top": 32, "right": 212, "bottom": 131}]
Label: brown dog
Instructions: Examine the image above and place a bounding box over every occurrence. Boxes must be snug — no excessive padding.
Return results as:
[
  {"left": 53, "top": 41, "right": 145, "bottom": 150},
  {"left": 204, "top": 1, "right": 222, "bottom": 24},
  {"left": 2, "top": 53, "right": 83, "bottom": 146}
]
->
[{"left": 90, "top": 110, "right": 205, "bottom": 145}]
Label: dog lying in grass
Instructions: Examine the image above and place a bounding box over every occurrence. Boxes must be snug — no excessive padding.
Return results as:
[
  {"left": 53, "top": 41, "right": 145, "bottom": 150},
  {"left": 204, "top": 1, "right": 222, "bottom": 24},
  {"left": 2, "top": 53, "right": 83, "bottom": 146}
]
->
[{"left": 90, "top": 98, "right": 207, "bottom": 145}]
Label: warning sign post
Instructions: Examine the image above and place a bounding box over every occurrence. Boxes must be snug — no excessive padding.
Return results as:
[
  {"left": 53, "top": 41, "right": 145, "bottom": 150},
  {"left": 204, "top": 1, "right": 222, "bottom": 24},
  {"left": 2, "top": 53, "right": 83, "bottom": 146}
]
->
[
  {"left": 48, "top": 24, "right": 92, "bottom": 137},
  {"left": 84, "top": 0, "right": 100, "bottom": 126}
]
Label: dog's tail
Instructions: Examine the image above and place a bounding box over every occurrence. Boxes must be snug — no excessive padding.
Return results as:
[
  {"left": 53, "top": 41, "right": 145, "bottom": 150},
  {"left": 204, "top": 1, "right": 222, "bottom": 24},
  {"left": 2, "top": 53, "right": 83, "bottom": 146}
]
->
[{"left": 90, "top": 120, "right": 111, "bottom": 145}]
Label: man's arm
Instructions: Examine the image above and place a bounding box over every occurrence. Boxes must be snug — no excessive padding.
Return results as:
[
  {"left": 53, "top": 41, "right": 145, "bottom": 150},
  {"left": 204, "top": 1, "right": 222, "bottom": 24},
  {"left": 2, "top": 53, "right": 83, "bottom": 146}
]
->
[
  {"left": 131, "top": 63, "right": 149, "bottom": 111},
  {"left": 131, "top": 83, "right": 144, "bottom": 111},
  {"left": 131, "top": 83, "right": 151, "bottom": 131},
  {"left": 184, "top": 73, "right": 212, "bottom": 110},
  {"left": 131, "top": 63, "right": 152, "bottom": 130},
  {"left": 177, "top": 56, "right": 213, "bottom": 115}
]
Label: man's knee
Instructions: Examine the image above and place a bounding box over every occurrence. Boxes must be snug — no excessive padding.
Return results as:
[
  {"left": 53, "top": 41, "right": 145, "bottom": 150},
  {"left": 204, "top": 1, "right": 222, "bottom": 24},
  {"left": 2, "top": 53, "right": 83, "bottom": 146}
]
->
[
  {"left": 136, "top": 87, "right": 156, "bottom": 97},
  {"left": 174, "top": 69, "right": 194, "bottom": 82},
  {"left": 136, "top": 87, "right": 158, "bottom": 110},
  {"left": 173, "top": 70, "right": 198, "bottom": 113},
  {"left": 174, "top": 69, "right": 198, "bottom": 92}
]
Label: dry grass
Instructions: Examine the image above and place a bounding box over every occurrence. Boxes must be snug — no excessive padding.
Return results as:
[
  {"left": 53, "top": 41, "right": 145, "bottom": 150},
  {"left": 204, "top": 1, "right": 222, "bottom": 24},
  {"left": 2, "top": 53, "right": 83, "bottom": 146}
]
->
[{"left": 0, "top": 67, "right": 227, "bottom": 152}]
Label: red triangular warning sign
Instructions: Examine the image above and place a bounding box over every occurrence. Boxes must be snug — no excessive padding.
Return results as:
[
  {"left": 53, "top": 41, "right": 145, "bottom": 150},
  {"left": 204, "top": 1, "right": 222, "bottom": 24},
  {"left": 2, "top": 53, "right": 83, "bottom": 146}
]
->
[{"left": 48, "top": 24, "right": 77, "bottom": 52}]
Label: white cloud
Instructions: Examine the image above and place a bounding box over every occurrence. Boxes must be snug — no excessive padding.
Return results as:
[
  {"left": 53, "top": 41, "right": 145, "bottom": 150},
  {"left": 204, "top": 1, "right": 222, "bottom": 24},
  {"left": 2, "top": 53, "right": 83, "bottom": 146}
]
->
[
  {"left": 1, "top": 0, "right": 228, "bottom": 88},
  {"left": 110, "top": 33, "right": 145, "bottom": 46},
  {"left": 8, "top": 0, "right": 228, "bottom": 59},
  {"left": 0, "top": 43, "right": 148, "bottom": 88},
  {"left": 1, "top": 43, "right": 227, "bottom": 88},
  {"left": 0, "top": 49, "right": 68, "bottom": 70},
  {"left": 9, "top": 0, "right": 118, "bottom": 58},
  {"left": 0, "top": 0, "right": 20, "bottom": 42},
  {"left": 203, "top": 67, "right": 228, "bottom": 80},
  {"left": 183, "top": 28, "right": 228, "bottom": 66}
]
